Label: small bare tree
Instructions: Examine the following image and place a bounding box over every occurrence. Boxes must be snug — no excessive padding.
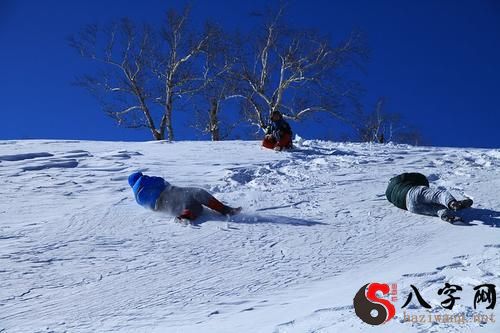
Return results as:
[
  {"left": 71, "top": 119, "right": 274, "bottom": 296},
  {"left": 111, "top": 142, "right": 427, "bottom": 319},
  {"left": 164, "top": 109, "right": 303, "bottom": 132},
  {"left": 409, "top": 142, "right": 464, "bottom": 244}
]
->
[
  {"left": 357, "top": 97, "right": 423, "bottom": 145},
  {"left": 358, "top": 97, "right": 387, "bottom": 143},
  {"left": 69, "top": 19, "right": 164, "bottom": 139},
  {"left": 235, "top": 6, "right": 367, "bottom": 131}
]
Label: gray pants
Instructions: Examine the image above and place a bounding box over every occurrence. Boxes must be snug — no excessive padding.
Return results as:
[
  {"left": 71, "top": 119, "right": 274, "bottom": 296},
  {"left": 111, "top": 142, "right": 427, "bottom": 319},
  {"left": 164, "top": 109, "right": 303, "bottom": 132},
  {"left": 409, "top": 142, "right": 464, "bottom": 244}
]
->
[
  {"left": 406, "top": 186, "right": 456, "bottom": 218},
  {"left": 155, "top": 186, "right": 228, "bottom": 219}
]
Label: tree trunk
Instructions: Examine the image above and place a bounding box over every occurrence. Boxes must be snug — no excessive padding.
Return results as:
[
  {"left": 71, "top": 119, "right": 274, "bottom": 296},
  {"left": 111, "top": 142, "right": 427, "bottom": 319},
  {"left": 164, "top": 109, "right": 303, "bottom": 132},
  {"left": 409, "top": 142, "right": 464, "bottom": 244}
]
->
[
  {"left": 151, "top": 129, "right": 163, "bottom": 140},
  {"left": 259, "top": 107, "right": 272, "bottom": 132},
  {"left": 160, "top": 84, "right": 175, "bottom": 142},
  {"left": 209, "top": 99, "right": 220, "bottom": 141},
  {"left": 166, "top": 105, "right": 174, "bottom": 141}
]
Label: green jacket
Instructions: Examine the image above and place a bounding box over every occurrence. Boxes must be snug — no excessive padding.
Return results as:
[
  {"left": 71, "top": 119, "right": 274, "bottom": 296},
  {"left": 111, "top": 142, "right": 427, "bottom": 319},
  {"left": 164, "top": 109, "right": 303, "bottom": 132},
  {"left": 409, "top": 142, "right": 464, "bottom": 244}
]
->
[{"left": 385, "top": 173, "right": 429, "bottom": 210}]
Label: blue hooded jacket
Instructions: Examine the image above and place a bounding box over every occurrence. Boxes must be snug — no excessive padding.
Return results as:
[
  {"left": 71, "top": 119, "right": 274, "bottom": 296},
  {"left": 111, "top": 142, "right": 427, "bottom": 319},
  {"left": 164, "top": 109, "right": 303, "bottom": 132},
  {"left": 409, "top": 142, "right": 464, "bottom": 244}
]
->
[{"left": 128, "top": 172, "right": 168, "bottom": 210}]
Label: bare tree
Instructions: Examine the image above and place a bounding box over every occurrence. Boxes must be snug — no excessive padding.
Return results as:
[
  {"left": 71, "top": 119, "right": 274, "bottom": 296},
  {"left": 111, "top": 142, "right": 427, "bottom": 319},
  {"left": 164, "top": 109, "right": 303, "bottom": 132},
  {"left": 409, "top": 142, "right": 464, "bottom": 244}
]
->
[
  {"left": 70, "top": 7, "right": 210, "bottom": 141},
  {"left": 357, "top": 97, "right": 423, "bottom": 145},
  {"left": 69, "top": 19, "right": 164, "bottom": 139},
  {"left": 234, "top": 5, "right": 367, "bottom": 131},
  {"left": 358, "top": 97, "right": 387, "bottom": 143},
  {"left": 152, "top": 7, "right": 211, "bottom": 141},
  {"left": 191, "top": 23, "right": 241, "bottom": 141}
]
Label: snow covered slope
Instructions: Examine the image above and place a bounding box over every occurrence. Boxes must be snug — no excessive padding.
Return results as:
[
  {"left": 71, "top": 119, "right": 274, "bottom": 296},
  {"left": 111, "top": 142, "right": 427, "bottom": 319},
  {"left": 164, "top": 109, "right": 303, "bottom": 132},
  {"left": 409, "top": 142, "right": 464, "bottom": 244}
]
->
[{"left": 0, "top": 139, "right": 498, "bottom": 333}]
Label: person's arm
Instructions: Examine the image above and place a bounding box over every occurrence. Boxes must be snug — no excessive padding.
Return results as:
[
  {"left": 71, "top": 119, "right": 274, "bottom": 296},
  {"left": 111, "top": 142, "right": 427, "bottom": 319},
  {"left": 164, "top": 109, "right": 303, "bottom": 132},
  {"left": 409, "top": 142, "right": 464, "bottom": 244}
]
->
[
  {"left": 272, "top": 123, "right": 282, "bottom": 141},
  {"left": 264, "top": 123, "right": 274, "bottom": 139}
]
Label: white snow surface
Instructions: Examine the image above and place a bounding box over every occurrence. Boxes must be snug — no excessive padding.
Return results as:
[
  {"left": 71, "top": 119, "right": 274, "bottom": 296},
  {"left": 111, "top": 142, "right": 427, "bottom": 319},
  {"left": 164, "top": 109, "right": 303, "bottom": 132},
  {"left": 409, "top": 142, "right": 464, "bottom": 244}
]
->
[{"left": 0, "top": 139, "right": 499, "bottom": 333}]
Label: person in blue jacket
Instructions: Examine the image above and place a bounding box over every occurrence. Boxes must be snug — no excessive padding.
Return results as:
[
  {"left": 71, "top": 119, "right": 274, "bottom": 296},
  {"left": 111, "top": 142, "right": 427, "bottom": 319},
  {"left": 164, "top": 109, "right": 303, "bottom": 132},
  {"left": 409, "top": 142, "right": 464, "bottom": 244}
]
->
[{"left": 128, "top": 172, "right": 241, "bottom": 221}]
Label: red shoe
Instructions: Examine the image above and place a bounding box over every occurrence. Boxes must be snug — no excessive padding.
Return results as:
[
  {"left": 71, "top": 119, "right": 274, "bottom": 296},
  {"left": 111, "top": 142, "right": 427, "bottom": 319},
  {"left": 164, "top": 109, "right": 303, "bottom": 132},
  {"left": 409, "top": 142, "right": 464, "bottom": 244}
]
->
[{"left": 179, "top": 209, "right": 196, "bottom": 220}]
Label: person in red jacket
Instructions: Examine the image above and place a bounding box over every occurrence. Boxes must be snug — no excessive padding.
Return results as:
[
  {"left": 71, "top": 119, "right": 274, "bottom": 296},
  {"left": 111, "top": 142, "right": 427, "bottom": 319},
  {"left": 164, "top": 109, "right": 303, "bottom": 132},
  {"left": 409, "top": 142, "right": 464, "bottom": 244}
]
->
[{"left": 262, "top": 111, "right": 293, "bottom": 151}]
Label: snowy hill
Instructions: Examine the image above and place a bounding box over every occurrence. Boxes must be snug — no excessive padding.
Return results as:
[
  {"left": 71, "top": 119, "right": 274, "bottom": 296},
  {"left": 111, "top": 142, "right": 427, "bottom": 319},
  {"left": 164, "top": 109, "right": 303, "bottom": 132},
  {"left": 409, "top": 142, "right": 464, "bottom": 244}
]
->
[{"left": 0, "top": 139, "right": 499, "bottom": 333}]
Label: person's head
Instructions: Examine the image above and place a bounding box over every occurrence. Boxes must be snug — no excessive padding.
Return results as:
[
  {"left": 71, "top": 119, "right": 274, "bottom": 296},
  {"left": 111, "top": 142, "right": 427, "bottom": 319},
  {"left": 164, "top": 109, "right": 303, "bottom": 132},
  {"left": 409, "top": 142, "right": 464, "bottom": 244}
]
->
[
  {"left": 128, "top": 172, "right": 143, "bottom": 187},
  {"left": 271, "top": 111, "right": 282, "bottom": 122}
]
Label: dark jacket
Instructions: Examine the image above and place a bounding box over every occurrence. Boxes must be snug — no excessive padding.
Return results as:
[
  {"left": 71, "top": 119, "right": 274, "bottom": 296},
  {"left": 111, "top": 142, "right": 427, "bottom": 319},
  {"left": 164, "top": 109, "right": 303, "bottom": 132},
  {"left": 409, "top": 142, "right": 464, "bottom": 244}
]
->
[
  {"left": 128, "top": 172, "right": 168, "bottom": 210},
  {"left": 385, "top": 173, "right": 429, "bottom": 210},
  {"left": 266, "top": 118, "right": 292, "bottom": 141}
]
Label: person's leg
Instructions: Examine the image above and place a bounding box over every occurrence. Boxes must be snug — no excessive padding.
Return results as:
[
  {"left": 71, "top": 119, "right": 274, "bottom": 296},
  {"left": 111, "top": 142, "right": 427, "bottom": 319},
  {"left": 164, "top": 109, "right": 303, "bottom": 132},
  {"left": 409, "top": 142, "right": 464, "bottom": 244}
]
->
[
  {"left": 179, "top": 200, "right": 203, "bottom": 220},
  {"left": 190, "top": 188, "right": 239, "bottom": 215},
  {"left": 157, "top": 187, "right": 204, "bottom": 220},
  {"left": 419, "top": 203, "right": 454, "bottom": 220},
  {"left": 276, "top": 133, "right": 292, "bottom": 150},
  {"left": 262, "top": 137, "right": 277, "bottom": 149},
  {"left": 418, "top": 186, "right": 456, "bottom": 208},
  {"left": 406, "top": 186, "right": 455, "bottom": 219}
]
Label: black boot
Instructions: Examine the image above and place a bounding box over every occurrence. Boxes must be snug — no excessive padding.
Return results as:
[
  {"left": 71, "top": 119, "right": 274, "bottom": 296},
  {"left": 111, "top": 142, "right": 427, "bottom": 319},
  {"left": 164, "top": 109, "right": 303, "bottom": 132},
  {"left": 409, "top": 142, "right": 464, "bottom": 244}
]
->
[{"left": 448, "top": 198, "right": 473, "bottom": 211}]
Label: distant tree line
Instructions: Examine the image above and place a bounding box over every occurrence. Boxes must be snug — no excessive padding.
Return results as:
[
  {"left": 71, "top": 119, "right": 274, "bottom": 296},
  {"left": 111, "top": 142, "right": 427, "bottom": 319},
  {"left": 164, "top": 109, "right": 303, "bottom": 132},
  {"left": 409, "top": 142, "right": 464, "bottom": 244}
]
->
[{"left": 69, "top": 3, "right": 422, "bottom": 145}]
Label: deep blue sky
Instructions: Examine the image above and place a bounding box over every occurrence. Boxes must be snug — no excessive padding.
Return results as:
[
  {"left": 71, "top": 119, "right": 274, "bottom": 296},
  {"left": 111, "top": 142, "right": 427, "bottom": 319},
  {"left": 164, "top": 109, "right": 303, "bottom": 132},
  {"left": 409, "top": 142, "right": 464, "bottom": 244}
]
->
[{"left": 1, "top": 0, "right": 499, "bottom": 148}]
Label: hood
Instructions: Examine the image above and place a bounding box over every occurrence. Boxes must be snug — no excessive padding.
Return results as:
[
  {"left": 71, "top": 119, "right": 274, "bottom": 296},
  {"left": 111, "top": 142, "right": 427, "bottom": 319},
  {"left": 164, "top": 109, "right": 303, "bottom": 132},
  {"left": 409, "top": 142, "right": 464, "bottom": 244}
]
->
[{"left": 128, "top": 172, "right": 143, "bottom": 187}]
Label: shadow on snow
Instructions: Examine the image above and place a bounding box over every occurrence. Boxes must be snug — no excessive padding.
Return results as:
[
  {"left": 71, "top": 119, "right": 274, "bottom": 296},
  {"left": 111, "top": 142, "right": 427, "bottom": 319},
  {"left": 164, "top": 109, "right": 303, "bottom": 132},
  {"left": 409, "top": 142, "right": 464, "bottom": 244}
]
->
[
  {"left": 194, "top": 210, "right": 326, "bottom": 226},
  {"left": 456, "top": 208, "right": 500, "bottom": 227}
]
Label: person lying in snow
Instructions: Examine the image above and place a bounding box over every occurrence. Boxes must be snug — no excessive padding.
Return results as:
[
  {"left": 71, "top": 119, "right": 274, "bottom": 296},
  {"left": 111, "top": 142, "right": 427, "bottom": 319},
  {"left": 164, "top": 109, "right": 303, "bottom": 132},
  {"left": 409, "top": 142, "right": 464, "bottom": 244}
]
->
[
  {"left": 385, "top": 172, "right": 473, "bottom": 223},
  {"left": 128, "top": 172, "right": 241, "bottom": 221},
  {"left": 262, "top": 111, "right": 293, "bottom": 151}
]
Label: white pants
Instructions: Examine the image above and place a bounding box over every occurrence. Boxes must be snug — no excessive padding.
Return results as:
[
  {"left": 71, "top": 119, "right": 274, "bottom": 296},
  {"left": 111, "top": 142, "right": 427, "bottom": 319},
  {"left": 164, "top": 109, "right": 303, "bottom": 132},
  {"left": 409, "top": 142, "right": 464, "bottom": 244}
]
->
[{"left": 406, "top": 186, "right": 456, "bottom": 218}]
